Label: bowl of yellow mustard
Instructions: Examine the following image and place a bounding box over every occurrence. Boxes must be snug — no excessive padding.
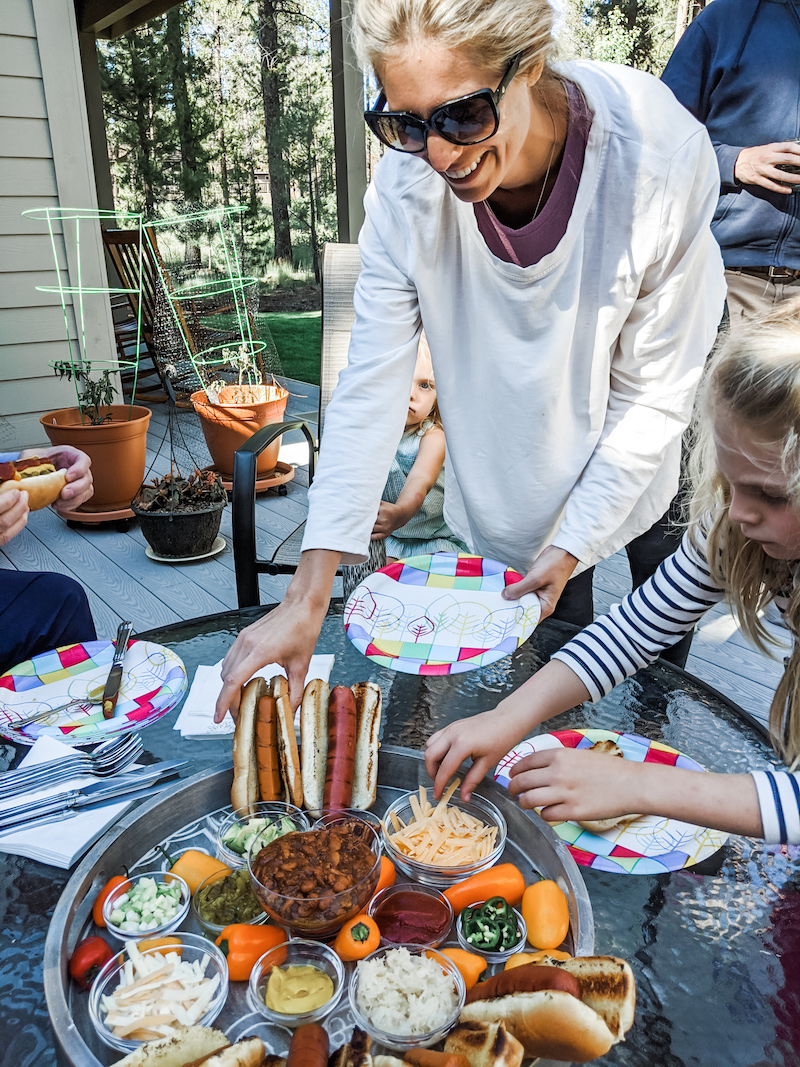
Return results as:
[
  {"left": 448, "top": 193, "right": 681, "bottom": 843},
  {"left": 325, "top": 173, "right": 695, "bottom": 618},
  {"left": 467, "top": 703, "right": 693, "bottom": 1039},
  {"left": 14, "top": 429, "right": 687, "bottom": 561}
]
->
[{"left": 246, "top": 938, "right": 345, "bottom": 1027}]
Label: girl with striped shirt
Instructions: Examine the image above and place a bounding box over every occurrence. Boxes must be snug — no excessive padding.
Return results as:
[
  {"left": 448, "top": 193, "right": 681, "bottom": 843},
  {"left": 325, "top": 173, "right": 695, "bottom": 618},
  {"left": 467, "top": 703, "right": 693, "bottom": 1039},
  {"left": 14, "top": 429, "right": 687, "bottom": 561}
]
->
[{"left": 426, "top": 300, "right": 800, "bottom": 843}]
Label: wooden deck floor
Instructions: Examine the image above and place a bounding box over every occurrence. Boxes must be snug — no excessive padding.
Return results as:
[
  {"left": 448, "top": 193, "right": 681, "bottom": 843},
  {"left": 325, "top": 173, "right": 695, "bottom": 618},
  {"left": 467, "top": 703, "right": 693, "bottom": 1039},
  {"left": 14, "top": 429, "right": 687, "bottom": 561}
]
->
[{"left": 3, "top": 383, "right": 784, "bottom": 734}]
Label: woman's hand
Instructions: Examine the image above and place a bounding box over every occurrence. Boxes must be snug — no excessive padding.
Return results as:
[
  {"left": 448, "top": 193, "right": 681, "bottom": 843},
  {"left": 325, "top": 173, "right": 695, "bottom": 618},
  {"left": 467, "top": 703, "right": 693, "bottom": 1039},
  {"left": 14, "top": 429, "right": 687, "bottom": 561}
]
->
[
  {"left": 0, "top": 488, "right": 29, "bottom": 546},
  {"left": 502, "top": 545, "right": 578, "bottom": 618},
  {"left": 734, "top": 142, "right": 800, "bottom": 194},
  {"left": 21, "top": 445, "right": 94, "bottom": 511},
  {"left": 213, "top": 549, "right": 341, "bottom": 724},
  {"left": 507, "top": 748, "right": 641, "bottom": 823}
]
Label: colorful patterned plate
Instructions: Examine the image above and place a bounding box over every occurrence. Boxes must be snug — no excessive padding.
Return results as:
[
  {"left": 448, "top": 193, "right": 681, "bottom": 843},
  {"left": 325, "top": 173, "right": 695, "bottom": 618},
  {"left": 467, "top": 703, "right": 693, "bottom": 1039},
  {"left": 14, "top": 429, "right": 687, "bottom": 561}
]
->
[
  {"left": 494, "top": 728, "right": 729, "bottom": 874},
  {"left": 344, "top": 552, "right": 541, "bottom": 675},
  {"left": 0, "top": 639, "right": 187, "bottom": 747}
]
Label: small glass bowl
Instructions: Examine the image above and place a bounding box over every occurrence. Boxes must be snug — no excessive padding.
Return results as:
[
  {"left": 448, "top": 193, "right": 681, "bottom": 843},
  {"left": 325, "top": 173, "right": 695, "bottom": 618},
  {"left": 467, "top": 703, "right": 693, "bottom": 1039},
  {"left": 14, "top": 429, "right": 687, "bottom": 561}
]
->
[
  {"left": 246, "top": 938, "right": 345, "bottom": 1028},
  {"left": 348, "top": 946, "right": 465, "bottom": 1052},
  {"left": 88, "top": 932, "right": 228, "bottom": 1052},
  {"left": 191, "top": 866, "right": 269, "bottom": 937},
  {"left": 248, "top": 819, "right": 381, "bottom": 938},
  {"left": 101, "top": 870, "right": 190, "bottom": 942},
  {"left": 310, "top": 808, "right": 383, "bottom": 834},
  {"left": 216, "top": 802, "right": 309, "bottom": 869},
  {"left": 454, "top": 901, "right": 527, "bottom": 964},
  {"left": 367, "top": 883, "right": 453, "bottom": 949},
  {"left": 381, "top": 791, "right": 507, "bottom": 889}
]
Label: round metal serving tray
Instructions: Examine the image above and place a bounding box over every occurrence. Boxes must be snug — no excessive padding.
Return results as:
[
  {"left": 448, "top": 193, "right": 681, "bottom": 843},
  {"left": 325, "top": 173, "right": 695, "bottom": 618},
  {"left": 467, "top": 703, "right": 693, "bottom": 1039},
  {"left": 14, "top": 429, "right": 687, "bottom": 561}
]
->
[{"left": 44, "top": 746, "right": 593, "bottom": 1066}]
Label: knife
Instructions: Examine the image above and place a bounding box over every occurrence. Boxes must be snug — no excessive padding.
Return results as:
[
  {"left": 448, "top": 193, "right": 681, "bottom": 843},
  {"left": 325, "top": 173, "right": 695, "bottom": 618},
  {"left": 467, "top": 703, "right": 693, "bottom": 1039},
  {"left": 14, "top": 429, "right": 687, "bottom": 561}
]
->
[
  {"left": 0, "top": 762, "right": 186, "bottom": 830},
  {"left": 102, "top": 620, "right": 134, "bottom": 719},
  {"left": 0, "top": 780, "right": 178, "bottom": 838}
]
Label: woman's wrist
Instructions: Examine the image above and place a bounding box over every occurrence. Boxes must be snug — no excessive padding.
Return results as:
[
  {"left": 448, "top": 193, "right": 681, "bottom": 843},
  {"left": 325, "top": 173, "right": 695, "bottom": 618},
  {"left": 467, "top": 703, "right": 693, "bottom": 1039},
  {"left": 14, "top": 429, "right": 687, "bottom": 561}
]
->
[{"left": 285, "top": 549, "right": 341, "bottom": 614}]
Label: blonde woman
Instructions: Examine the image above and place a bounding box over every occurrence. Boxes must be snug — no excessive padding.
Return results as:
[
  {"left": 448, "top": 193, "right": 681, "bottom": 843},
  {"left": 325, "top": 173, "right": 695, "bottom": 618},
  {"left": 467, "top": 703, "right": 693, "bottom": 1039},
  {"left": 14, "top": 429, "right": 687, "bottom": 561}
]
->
[
  {"left": 215, "top": 0, "right": 725, "bottom": 722},
  {"left": 428, "top": 302, "right": 800, "bottom": 842}
]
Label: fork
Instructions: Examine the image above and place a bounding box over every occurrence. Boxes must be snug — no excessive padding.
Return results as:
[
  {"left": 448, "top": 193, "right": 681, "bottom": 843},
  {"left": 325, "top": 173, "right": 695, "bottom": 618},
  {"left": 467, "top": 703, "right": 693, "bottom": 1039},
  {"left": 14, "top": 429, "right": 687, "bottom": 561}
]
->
[
  {"left": 10, "top": 696, "right": 100, "bottom": 730},
  {"left": 0, "top": 734, "right": 143, "bottom": 798}
]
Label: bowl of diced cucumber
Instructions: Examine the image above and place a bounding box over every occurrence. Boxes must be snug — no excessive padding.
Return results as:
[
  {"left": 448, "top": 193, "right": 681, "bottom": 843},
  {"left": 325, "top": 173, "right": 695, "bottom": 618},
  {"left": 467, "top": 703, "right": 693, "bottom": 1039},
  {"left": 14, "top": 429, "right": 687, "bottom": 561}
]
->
[
  {"left": 215, "top": 802, "right": 310, "bottom": 869},
  {"left": 101, "top": 870, "right": 191, "bottom": 941}
]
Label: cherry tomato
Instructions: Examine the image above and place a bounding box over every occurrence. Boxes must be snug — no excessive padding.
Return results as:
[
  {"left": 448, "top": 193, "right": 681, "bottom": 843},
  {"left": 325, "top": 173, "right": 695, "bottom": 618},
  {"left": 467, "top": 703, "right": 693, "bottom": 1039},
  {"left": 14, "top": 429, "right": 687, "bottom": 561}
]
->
[{"left": 69, "top": 935, "right": 114, "bottom": 991}]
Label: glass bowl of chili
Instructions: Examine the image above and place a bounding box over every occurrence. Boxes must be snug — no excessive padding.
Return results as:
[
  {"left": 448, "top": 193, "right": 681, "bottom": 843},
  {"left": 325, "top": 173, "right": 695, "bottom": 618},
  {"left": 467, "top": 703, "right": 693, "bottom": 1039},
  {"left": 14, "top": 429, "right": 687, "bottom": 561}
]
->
[
  {"left": 381, "top": 790, "right": 507, "bottom": 889},
  {"left": 367, "top": 883, "right": 453, "bottom": 949},
  {"left": 455, "top": 897, "right": 527, "bottom": 963},
  {"left": 246, "top": 938, "right": 345, "bottom": 1028}
]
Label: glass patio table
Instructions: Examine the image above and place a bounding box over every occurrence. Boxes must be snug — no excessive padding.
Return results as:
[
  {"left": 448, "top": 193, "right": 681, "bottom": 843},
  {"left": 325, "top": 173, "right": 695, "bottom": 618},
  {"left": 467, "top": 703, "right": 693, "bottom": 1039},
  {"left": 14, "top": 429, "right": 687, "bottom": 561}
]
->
[{"left": 2, "top": 600, "right": 799, "bottom": 1065}]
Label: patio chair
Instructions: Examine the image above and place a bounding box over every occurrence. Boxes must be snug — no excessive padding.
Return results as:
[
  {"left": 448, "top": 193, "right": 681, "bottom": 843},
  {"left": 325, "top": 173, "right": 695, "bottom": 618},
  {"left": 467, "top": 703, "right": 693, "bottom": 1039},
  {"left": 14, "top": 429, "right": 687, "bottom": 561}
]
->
[{"left": 231, "top": 241, "right": 364, "bottom": 607}]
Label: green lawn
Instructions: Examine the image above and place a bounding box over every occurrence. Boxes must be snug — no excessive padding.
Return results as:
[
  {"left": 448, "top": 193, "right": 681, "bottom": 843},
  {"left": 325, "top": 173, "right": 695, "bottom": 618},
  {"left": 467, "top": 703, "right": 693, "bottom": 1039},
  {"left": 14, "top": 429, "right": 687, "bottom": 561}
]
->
[
  {"left": 259, "top": 312, "right": 321, "bottom": 386},
  {"left": 204, "top": 310, "right": 321, "bottom": 386}
]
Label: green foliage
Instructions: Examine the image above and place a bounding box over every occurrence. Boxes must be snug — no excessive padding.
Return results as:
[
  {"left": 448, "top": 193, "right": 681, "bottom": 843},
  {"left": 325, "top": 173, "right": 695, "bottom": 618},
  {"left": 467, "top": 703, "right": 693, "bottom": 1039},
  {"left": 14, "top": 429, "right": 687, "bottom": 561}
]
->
[
  {"left": 260, "top": 311, "right": 321, "bottom": 386},
  {"left": 559, "top": 0, "right": 679, "bottom": 74},
  {"left": 52, "top": 362, "right": 118, "bottom": 426}
]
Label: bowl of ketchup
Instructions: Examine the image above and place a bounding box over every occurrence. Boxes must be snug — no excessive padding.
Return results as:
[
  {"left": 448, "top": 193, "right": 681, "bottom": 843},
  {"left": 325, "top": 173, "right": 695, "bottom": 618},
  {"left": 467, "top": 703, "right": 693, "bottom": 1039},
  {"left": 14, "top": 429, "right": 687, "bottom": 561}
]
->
[{"left": 367, "top": 883, "right": 453, "bottom": 949}]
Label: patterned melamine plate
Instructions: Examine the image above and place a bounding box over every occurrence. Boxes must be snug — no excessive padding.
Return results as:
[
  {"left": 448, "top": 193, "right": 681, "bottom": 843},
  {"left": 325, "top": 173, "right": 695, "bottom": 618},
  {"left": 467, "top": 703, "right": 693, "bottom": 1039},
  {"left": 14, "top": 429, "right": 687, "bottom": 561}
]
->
[
  {"left": 344, "top": 552, "right": 541, "bottom": 675},
  {"left": 0, "top": 639, "right": 187, "bottom": 746},
  {"left": 494, "top": 728, "right": 730, "bottom": 874}
]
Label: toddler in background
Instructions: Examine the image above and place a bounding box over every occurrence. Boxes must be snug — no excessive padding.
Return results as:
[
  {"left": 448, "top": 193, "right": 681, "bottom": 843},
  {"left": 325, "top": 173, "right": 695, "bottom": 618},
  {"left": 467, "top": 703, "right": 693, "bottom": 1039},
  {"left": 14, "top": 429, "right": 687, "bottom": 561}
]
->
[
  {"left": 427, "top": 300, "right": 800, "bottom": 843},
  {"left": 372, "top": 333, "right": 466, "bottom": 563}
]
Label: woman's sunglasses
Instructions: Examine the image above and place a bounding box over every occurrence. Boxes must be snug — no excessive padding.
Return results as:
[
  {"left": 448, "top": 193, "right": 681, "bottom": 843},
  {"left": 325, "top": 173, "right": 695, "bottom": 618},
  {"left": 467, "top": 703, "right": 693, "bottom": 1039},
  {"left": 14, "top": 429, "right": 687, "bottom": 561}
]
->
[{"left": 364, "top": 54, "right": 522, "bottom": 154}]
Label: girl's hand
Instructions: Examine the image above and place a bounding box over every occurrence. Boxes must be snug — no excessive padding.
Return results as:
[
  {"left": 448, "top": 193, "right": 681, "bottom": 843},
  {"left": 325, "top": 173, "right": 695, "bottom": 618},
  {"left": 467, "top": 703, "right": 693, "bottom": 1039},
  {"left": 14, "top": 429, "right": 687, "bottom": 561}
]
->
[
  {"left": 371, "top": 501, "right": 403, "bottom": 539},
  {"left": 425, "top": 704, "right": 534, "bottom": 801},
  {"left": 507, "top": 748, "right": 642, "bottom": 823},
  {"left": 0, "top": 487, "right": 29, "bottom": 546},
  {"left": 502, "top": 545, "right": 578, "bottom": 618}
]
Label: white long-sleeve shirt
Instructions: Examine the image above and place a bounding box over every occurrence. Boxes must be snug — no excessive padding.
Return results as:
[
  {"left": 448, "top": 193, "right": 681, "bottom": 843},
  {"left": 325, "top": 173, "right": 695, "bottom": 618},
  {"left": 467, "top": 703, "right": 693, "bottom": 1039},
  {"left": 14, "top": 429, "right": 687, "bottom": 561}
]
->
[
  {"left": 553, "top": 527, "right": 800, "bottom": 844},
  {"left": 303, "top": 61, "right": 726, "bottom": 574}
]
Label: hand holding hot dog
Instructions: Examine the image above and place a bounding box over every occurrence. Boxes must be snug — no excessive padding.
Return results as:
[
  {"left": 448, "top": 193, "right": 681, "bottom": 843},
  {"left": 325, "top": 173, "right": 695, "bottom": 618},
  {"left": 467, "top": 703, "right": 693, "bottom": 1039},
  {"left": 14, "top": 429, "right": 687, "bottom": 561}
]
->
[
  {"left": 0, "top": 486, "right": 29, "bottom": 546},
  {"left": 215, "top": 549, "right": 340, "bottom": 724},
  {"left": 29, "top": 445, "right": 94, "bottom": 511}
]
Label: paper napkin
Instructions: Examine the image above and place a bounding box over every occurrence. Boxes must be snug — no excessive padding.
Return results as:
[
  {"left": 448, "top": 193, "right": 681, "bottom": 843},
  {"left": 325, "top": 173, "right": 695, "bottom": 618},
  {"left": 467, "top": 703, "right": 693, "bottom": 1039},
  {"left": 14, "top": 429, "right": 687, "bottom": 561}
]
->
[
  {"left": 173, "top": 655, "right": 335, "bottom": 740},
  {"left": 0, "top": 735, "right": 140, "bottom": 869}
]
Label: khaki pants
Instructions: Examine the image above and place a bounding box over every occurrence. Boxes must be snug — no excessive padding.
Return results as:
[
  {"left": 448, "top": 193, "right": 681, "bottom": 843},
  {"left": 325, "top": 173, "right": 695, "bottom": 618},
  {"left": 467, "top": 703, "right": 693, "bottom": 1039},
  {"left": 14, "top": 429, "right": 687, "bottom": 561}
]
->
[{"left": 724, "top": 268, "right": 800, "bottom": 334}]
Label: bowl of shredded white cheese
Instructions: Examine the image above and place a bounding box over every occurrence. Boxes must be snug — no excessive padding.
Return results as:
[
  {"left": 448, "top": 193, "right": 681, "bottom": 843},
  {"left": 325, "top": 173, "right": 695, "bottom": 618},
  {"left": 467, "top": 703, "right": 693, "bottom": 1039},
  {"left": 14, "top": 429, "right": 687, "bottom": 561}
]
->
[{"left": 349, "top": 945, "right": 465, "bottom": 1051}]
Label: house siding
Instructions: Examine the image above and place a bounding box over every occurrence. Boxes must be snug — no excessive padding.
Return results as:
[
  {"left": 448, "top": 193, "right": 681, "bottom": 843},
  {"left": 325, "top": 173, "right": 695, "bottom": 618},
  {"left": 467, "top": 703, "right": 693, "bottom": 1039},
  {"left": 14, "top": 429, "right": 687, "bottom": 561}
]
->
[{"left": 0, "top": 0, "right": 116, "bottom": 449}]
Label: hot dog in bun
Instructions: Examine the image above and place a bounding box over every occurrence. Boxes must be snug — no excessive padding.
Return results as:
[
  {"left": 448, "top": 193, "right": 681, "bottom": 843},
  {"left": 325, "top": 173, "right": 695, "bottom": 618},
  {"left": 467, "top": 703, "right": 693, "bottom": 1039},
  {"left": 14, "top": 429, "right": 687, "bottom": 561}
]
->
[
  {"left": 300, "top": 680, "right": 382, "bottom": 811},
  {"left": 459, "top": 956, "right": 636, "bottom": 1062},
  {"left": 232, "top": 675, "right": 301, "bottom": 810},
  {"left": 0, "top": 456, "right": 66, "bottom": 511}
]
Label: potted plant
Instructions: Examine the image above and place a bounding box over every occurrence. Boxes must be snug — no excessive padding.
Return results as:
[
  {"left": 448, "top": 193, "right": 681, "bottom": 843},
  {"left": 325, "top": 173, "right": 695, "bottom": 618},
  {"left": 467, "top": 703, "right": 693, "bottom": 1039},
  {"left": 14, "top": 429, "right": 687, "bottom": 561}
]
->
[
  {"left": 41, "top": 362, "right": 152, "bottom": 512},
  {"left": 190, "top": 343, "right": 288, "bottom": 477},
  {"left": 131, "top": 468, "right": 227, "bottom": 559}
]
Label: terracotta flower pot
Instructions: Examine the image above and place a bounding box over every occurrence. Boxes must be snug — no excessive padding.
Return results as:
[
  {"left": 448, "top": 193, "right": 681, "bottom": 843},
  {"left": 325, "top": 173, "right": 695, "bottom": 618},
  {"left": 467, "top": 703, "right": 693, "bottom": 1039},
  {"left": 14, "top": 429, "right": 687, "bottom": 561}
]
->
[
  {"left": 40, "top": 405, "right": 152, "bottom": 510},
  {"left": 190, "top": 384, "right": 289, "bottom": 477}
]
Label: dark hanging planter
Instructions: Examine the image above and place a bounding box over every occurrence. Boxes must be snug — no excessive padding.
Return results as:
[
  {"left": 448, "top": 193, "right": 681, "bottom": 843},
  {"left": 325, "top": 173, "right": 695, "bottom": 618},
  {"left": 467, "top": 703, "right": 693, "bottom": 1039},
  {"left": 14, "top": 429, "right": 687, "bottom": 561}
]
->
[{"left": 132, "top": 470, "right": 227, "bottom": 559}]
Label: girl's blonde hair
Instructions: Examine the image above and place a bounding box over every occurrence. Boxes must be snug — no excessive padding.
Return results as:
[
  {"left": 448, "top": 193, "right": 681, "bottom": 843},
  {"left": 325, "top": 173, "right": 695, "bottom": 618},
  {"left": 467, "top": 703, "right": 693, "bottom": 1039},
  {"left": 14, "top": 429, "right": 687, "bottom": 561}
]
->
[
  {"left": 688, "top": 298, "right": 800, "bottom": 763},
  {"left": 351, "top": 0, "right": 558, "bottom": 84}
]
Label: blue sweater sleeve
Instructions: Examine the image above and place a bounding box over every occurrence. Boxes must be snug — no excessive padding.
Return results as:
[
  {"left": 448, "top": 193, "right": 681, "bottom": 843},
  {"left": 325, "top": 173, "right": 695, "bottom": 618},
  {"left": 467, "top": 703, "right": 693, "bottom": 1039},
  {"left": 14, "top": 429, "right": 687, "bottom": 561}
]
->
[
  {"left": 0, "top": 452, "right": 20, "bottom": 463},
  {"left": 662, "top": 21, "right": 742, "bottom": 191}
]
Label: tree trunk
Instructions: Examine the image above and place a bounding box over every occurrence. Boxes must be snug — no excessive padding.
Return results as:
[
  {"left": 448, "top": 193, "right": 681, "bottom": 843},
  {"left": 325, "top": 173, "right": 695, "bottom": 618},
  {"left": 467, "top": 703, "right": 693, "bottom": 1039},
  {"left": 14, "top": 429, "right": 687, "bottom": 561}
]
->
[
  {"left": 214, "top": 27, "right": 230, "bottom": 206},
  {"left": 674, "top": 0, "right": 691, "bottom": 44},
  {"left": 257, "top": 0, "right": 293, "bottom": 262},
  {"left": 307, "top": 141, "right": 320, "bottom": 282}
]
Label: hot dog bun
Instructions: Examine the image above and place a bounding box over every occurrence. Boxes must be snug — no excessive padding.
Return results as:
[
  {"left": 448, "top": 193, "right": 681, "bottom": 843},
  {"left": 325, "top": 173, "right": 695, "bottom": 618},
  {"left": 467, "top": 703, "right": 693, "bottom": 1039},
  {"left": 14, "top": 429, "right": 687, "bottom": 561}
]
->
[
  {"left": 273, "top": 674, "right": 303, "bottom": 807},
  {"left": 0, "top": 463, "right": 66, "bottom": 511},
  {"left": 231, "top": 677, "right": 265, "bottom": 811},
  {"left": 201, "top": 1038, "right": 265, "bottom": 1066},
  {"left": 109, "top": 1025, "right": 229, "bottom": 1065},
  {"left": 459, "top": 955, "right": 635, "bottom": 1063},
  {"left": 300, "top": 678, "right": 330, "bottom": 811},
  {"left": 351, "top": 682, "right": 381, "bottom": 810},
  {"left": 444, "top": 1021, "right": 524, "bottom": 1067}
]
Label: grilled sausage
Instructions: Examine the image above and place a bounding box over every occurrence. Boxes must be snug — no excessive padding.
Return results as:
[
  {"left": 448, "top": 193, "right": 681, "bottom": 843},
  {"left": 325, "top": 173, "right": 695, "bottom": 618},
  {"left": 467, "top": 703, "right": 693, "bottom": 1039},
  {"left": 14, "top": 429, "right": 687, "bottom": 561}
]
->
[
  {"left": 286, "top": 1023, "right": 329, "bottom": 1066},
  {"left": 323, "top": 685, "right": 357, "bottom": 809},
  {"left": 256, "top": 694, "right": 283, "bottom": 801},
  {"left": 464, "top": 962, "right": 582, "bottom": 1004}
]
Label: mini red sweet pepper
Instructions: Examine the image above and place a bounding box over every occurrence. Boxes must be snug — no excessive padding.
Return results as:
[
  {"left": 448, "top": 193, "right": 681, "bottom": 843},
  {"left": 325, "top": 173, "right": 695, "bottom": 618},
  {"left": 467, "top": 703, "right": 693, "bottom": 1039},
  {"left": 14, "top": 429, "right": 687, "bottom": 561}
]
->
[{"left": 69, "top": 935, "right": 114, "bottom": 991}]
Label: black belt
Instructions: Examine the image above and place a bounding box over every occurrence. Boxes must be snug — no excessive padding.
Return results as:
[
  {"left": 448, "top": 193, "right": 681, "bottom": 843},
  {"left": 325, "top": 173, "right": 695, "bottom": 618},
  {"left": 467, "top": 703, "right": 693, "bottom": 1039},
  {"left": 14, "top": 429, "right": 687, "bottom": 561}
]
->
[{"left": 730, "top": 265, "right": 800, "bottom": 281}]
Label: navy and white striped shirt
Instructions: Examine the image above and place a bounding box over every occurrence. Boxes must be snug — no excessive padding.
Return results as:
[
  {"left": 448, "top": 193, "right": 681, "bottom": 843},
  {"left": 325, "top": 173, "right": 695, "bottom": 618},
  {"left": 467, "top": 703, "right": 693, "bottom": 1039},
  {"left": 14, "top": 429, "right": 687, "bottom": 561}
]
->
[{"left": 552, "top": 526, "right": 800, "bottom": 844}]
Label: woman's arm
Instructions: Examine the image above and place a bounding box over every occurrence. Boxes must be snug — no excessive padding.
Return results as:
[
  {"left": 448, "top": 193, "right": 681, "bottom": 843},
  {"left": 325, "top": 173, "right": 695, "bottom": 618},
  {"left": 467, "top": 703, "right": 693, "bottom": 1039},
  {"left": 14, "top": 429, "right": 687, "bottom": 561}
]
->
[
  {"left": 214, "top": 548, "right": 341, "bottom": 722},
  {"left": 372, "top": 428, "right": 445, "bottom": 539}
]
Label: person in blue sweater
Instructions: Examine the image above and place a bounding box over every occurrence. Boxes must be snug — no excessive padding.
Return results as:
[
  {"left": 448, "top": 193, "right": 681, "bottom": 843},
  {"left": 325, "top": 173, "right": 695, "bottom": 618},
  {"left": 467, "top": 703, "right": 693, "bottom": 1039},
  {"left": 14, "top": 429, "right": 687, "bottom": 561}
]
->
[
  {"left": 0, "top": 445, "right": 96, "bottom": 671},
  {"left": 661, "top": 0, "right": 800, "bottom": 329}
]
